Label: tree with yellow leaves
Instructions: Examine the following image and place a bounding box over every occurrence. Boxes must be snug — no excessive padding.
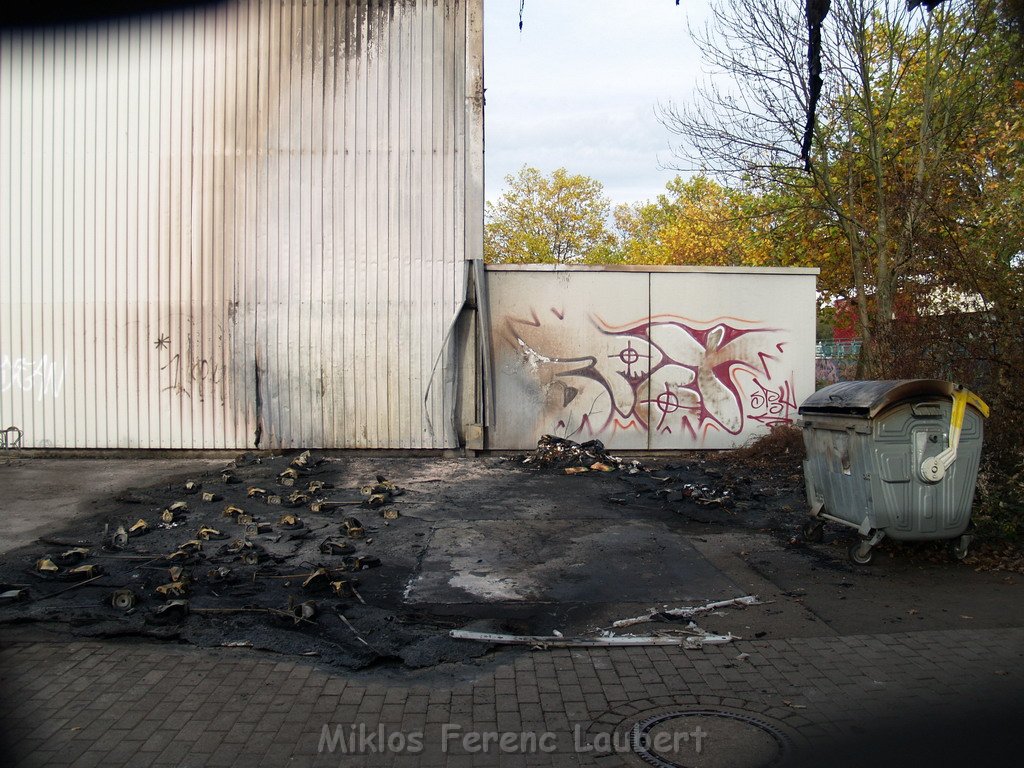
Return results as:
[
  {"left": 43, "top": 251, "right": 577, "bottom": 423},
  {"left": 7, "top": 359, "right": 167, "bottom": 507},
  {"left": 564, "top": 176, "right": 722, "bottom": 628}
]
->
[
  {"left": 484, "top": 166, "right": 619, "bottom": 264},
  {"left": 660, "top": 0, "right": 1021, "bottom": 377}
]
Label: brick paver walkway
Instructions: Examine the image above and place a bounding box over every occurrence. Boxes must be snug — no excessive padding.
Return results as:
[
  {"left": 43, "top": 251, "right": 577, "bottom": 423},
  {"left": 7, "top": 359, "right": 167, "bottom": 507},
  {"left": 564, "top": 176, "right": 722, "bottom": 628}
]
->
[{"left": 2, "top": 627, "right": 1022, "bottom": 767}]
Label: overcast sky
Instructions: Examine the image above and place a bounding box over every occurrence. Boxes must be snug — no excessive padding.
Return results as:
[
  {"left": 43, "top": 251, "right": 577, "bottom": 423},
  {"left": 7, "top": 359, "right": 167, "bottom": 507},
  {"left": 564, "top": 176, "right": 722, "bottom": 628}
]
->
[{"left": 483, "top": 0, "right": 711, "bottom": 208}]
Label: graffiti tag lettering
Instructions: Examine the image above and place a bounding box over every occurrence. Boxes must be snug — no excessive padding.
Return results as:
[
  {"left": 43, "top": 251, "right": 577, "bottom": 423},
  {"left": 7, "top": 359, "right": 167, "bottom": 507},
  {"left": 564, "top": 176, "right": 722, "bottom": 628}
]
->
[
  {"left": 0, "top": 354, "right": 67, "bottom": 401},
  {"left": 748, "top": 377, "right": 799, "bottom": 427},
  {"left": 156, "top": 324, "right": 225, "bottom": 403}
]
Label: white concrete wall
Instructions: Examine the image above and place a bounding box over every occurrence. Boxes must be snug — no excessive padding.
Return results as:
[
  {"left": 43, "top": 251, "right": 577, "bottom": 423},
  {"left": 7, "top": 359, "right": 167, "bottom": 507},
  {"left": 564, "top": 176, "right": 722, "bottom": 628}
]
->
[{"left": 486, "top": 265, "right": 819, "bottom": 450}]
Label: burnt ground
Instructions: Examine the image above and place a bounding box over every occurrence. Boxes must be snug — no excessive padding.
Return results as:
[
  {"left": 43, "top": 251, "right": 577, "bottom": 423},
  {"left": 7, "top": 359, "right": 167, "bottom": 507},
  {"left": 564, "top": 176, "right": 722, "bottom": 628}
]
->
[{"left": 1, "top": 449, "right": 1022, "bottom": 675}]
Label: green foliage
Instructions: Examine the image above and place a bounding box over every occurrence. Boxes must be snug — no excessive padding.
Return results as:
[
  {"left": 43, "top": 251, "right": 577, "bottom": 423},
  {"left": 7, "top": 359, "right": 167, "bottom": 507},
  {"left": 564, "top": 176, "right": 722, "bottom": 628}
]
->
[{"left": 484, "top": 166, "right": 619, "bottom": 264}]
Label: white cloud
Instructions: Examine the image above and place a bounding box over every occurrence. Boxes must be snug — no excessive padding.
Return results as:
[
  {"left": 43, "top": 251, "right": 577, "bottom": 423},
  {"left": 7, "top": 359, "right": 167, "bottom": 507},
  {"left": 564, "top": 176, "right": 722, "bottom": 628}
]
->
[{"left": 484, "top": 0, "right": 710, "bottom": 205}]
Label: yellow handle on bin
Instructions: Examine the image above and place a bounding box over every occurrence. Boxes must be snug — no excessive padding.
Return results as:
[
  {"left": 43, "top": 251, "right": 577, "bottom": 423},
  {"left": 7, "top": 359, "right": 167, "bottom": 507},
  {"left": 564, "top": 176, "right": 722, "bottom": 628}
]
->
[{"left": 921, "top": 386, "right": 988, "bottom": 483}]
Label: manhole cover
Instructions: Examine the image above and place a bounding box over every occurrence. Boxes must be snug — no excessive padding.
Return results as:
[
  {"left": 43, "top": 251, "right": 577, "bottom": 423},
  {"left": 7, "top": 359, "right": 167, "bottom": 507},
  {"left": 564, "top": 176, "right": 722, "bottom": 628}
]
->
[{"left": 631, "top": 709, "right": 790, "bottom": 768}]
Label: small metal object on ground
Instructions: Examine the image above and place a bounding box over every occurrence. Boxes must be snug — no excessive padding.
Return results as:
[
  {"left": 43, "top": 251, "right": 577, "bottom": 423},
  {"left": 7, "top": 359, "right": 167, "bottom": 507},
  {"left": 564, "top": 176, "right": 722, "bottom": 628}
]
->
[
  {"left": 301, "top": 568, "right": 330, "bottom": 590},
  {"left": 244, "top": 522, "right": 271, "bottom": 537},
  {"left": 240, "top": 550, "right": 261, "bottom": 565},
  {"left": 223, "top": 505, "right": 245, "bottom": 519},
  {"left": 34, "top": 557, "right": 59, "bottom": 574},
  {"left": 66, "top": 564, "right": 103, "bottom": 580},
  {"left": 341, "top": 517, "right": 365, "bottom": 539},
  {"left": 310, "top": 500, "right": 362, "bottom": 513},
  {"left": 289, "top": 599, "right": 317, "bottom": 623},
  {"left": 155, "top": 581, "right": 188, "bottom": 598},
  {"left": 278, "top": 513, "right": 304, "bottom": 530},
  {"left": 53, "top": 548, "right": 90, "bottom": 566},
  {"left": 207, "top": 566, "right": 232, "bottom": 582},
  {"left": 342, "top": 556, "right": 381, "bottom": 571},
  {"left": 110, "top": 589, "right": 137, "bottom": 611},
  {"left": 319, "top": 538, "right": 352, "bottom": 556},
  {"left": 196, "top": 526, "right": 228, "bottom": 541},
  {"left": 109, "top": 526, "right": 129, "bottom": 549}
]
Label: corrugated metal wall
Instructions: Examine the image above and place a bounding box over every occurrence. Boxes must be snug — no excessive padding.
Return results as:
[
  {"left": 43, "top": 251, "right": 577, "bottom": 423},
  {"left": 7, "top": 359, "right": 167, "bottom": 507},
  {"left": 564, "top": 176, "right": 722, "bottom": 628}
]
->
[{"left": 0, "top": 0, "right": 484, "bottom": 449}]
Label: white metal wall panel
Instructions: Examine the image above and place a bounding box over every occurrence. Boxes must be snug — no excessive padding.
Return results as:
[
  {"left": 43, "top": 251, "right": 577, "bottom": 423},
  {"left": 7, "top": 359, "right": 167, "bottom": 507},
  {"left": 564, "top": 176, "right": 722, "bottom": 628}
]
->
[
  {"left": 485, "top": 266, "right": 818, "bottom": 451},
  {"left": 0, "top": 0, "right": 483, "bottom": 449}
]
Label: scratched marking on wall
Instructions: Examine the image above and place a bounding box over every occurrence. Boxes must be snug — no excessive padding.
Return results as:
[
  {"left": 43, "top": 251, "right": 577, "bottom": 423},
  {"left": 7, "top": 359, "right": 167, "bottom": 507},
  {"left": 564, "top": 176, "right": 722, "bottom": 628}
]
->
[
  {"left": 154, "top": 319, "right": 227, "bottom": 403},
  {"left": 502, "top": 310, "right": 796, "bottom": 445},
  {"left": 0, "top": 355, "right": 67, "bottom": 401}
]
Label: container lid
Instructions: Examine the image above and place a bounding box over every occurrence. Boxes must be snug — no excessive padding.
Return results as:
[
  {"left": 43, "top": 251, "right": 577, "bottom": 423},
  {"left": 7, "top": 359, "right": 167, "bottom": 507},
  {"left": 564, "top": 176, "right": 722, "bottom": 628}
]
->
[{"left": 798, "top": 380, "right": 956, "bottom": 418}]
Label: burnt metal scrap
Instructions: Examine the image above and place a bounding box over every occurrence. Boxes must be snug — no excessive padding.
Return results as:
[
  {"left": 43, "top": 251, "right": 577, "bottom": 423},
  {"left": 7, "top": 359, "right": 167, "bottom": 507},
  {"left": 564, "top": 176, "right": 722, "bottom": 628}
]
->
[
  {"left": 451, "top": 627, "right": 738, "bottom": 650},
  {"left": 520, "top": 435, "right": 640, "bottom": 475},
  {"left": 611, "top": 595, "right": 763, "bottom": 629},
  {"left": 611, "top": 460, "right": 736, "bottom": 515},
  {"left": 0, "top": 451, "right": 452, "bottom": 670}
]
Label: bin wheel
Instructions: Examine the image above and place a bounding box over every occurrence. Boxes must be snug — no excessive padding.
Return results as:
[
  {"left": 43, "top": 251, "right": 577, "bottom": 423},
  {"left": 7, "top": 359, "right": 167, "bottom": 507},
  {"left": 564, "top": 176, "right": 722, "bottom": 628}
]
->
[
  {"left": 802, "top": 520, "right": 825, "bottom": 543},
  {"left": 949, "top": 537, "right": 972, "bottom": 562},
  {"left": 848, "top": 542, "right": 874, "bottom": 566}
]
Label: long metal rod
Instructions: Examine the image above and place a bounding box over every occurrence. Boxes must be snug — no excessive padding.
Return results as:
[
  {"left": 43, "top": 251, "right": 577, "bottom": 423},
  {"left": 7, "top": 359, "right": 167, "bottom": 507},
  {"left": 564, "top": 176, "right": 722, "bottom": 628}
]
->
[
  {"left": 449, "top": 629, "right": 736, "bottom": 648},
  {"left": 33, "top": 575, "right": 105, "bottom": 602}
]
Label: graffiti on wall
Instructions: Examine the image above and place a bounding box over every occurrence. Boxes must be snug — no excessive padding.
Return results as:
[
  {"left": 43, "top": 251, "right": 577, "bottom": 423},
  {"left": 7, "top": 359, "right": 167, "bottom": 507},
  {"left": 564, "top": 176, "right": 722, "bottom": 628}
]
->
[
  {"left": 502, "top": 309, "right": 796, "bottom": 444},
  {"left": 154, "top": 318, "right": 228, "bottom": 404},
  {"left": 0, "top": 354, "right": 67, "bottom": 401}
]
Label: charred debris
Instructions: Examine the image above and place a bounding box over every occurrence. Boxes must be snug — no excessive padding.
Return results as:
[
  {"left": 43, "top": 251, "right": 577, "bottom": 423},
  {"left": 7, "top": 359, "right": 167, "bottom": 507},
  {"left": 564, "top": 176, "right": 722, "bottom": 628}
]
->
[
  {"left": 0, "top": 436, "right": 798, "bottom": 669},
  {"left": 516, "top": 433, "right": 802, "bottom": 531},
  {"left": 0, "top": 451, "right": 486, "bottom": 670}
]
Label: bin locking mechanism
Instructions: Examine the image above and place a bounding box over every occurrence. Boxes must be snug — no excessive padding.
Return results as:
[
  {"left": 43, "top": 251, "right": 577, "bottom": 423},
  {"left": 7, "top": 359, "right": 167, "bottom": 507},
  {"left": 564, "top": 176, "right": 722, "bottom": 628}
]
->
[{"left": 920, "top": 387, "right": 989, "bottom": 483}]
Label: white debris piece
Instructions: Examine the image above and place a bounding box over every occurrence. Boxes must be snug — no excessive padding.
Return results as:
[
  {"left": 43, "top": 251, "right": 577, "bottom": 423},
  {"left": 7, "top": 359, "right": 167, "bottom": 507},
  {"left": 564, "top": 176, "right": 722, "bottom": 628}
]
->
[
  {"left": 449, "top": 629, "right": 737, "bottom": 649},
  {"left": 611, "top": 595, "right": 762, "bottom": 629}
]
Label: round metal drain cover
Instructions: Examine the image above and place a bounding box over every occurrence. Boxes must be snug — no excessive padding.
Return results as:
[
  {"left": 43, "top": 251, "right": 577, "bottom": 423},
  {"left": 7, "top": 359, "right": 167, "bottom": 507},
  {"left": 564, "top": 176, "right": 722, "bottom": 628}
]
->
[{"left": 631, "top": 709, "right": 790, "bottom": 768}]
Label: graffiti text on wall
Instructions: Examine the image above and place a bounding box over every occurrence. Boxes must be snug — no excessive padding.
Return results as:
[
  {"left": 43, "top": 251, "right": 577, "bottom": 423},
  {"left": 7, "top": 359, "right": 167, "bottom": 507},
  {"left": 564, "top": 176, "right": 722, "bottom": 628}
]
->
[
  {"left": 0, "top": 355, "right": 67, "bottom": 401},
  {"left": 504, "top": 310, "right": 795, "bottom": 443},
  {"left": 155, "top": 320, "right": 227, "bottom": 403}
]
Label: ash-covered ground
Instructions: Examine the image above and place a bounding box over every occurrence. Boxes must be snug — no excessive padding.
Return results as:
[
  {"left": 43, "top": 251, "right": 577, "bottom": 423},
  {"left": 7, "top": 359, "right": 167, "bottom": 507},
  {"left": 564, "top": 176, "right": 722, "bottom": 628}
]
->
[
  {"left": 0, "top": 452, "right": 499, "bottom": 669},
  {"left": 1, "top": 437, "right": 1021, "bottom": 672}
]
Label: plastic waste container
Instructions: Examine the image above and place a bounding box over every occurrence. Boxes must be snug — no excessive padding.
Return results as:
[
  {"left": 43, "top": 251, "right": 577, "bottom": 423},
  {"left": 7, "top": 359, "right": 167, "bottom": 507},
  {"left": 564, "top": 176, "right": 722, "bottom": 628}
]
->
[{"left": 798, "top": 380, "right": 989, "bottom": 565}]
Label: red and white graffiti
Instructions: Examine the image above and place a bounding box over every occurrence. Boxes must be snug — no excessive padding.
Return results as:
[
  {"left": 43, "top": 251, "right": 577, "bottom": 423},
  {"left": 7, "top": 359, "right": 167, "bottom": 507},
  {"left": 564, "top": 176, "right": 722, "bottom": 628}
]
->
[{"left": 504, "top": 309, "right": 796, "bottom": 443}]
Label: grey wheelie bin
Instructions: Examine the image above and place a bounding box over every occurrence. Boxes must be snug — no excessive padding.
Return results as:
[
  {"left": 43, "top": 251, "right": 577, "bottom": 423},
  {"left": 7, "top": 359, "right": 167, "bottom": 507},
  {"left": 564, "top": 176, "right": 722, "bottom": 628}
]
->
[{"left": 798, "top": 380, "right": 989, "bottom": 565}]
